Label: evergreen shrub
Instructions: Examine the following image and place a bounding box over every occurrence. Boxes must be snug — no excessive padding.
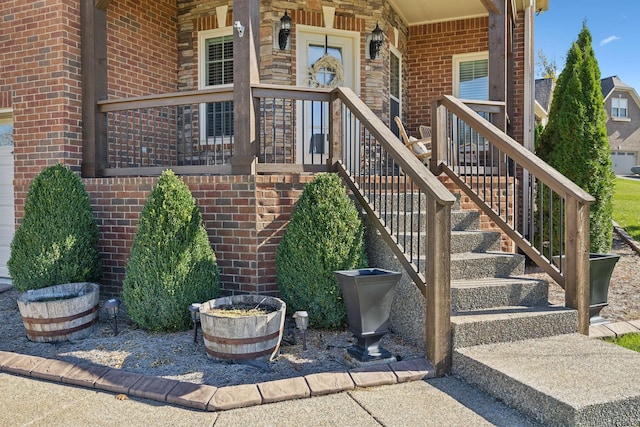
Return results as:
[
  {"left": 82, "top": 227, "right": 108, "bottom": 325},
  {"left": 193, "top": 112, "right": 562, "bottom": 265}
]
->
[
  {"left": 276, "top": 173, "right": 368, "bottom": 329},
  {"left": 536, "top": 22, "right": 614, "bottom": 254},
  {"left": 122, "top": 169, "right": 219, "bottom": 332},
  {"left": 8, "top": 164, "right": 102, "bottom": 292}
]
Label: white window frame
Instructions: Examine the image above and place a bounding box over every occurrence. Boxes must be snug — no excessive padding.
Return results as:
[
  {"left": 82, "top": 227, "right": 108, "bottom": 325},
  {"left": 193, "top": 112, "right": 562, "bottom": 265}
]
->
[
  {"left": 452, "top": 52, "right": 489, "bottom": 100},
  {"left": 197, "top": 28, "right": 234, "bottom": 145},
  {"left": 611, "top": 97, "right": 629, "bottom": 121},
  {"left": 389, "top": 45, "right": 402, "bottom": 133}
]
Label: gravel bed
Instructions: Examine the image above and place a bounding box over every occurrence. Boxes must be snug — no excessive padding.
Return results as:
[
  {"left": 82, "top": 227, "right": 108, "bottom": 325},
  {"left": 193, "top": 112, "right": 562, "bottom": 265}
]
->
[
  {"left": 1, "top": 232, "right": 637, "bottom": 387},
  {"left": 0, "top": 290, "right": 422, "bottom": 387}
]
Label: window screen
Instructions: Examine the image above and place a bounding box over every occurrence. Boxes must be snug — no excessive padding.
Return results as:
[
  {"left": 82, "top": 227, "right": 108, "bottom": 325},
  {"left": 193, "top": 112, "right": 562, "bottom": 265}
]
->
[{"left": 458, "top": 59, "right": 488, "bottom": 100}]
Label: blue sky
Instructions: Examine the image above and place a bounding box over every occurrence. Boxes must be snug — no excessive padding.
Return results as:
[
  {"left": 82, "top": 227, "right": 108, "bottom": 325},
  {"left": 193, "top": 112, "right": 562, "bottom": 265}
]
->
[{"left": 535, "top": 1, "right": 640, "bottom": 91}]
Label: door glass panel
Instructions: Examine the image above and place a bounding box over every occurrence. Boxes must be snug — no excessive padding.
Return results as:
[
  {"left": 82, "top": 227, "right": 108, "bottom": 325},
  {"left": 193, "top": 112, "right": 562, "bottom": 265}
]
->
[{"left": 307, "top": 45, "right": 343, "bottom": 156}]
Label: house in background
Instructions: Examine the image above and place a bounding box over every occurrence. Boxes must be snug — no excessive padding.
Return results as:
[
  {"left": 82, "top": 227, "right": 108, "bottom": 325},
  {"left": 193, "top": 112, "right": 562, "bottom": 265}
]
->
[
  {"left": 601, "top": 75, "right": 640, "bottom": 175},
  {"left": 534, "top": 77, "right": 554, "bottom": 127}
]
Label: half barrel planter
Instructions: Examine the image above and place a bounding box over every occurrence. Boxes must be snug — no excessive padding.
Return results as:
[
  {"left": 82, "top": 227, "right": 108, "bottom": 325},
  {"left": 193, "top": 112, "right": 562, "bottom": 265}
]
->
[
  {"left": 16, "top": 282, "right": 100, "bottom": 343},
  {"left": 199, "top": 294, "right": 286, "bottom": 362}
]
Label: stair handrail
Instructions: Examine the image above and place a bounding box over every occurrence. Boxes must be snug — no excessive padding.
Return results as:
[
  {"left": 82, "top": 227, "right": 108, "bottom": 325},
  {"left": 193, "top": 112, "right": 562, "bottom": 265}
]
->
[
  {"left": 431, "top": 94, "right": 595, "bottom": 334},
  {"left": 334, "top": 87, "right": 456, "bottom": 374}
]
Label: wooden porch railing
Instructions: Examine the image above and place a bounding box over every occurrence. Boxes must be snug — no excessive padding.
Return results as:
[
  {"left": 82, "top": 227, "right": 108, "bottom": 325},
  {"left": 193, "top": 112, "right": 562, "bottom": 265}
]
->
[
  {"left": 431, "top": 95, "right": 595, "bottom": 334},
  {"left": 95, "top": 84, "right": 457, "bottom": 374}
]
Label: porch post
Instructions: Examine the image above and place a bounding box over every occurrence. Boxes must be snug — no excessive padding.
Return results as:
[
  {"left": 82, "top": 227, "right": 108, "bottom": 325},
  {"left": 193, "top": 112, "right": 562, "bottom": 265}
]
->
[
  {"left": 232, "top": 0, "right": 260, "bottom": 175},
  {"left": 487, "top": 0, "right": 507, "bottom": 133},
  {"left": 81, "top": 0, "right": 108, "bottom": 178}
]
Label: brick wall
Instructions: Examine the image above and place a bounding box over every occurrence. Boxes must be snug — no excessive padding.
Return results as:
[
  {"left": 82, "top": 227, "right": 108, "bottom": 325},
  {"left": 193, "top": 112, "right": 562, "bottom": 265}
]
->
[
  {"left": 406, "top": 18, "right": 489, "bottom": 136},
  {"left": 1, "top": 0, "right": 84, "bottom": 182},
  {"left": 107, "top": 0, "right": 177, "bottom": 97},
  {"left": 82, "top": 173, "right": 311, "bottom": 296},
  {"left": 510, "top": 10, "right": 526, "bottom": 145}
]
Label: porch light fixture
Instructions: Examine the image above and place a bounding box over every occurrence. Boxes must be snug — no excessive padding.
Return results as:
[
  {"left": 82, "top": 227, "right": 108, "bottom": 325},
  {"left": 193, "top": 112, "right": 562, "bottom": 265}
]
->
[
  {"left": 189, "top": 303, "right": 201, "bottom": 344},
  {"left": 369, "top": 22, "right": 384, "bottom": 60},
  {"left": 292, "top": 311, "right": 309, "bottom": 350},
  {"left": 279, "top": 11, "right": 292, "bottom": 50},
  {"left": 104, "top": 298, "right": 121, "bottom": 336}
]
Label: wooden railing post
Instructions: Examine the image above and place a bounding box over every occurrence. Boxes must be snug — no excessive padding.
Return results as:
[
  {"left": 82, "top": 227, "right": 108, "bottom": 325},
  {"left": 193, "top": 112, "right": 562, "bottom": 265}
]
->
[
  {"left": 565, "top": 197, "right": 591, "bottom": 335},
  {"left": 328, "top": 91, "right": 342, "bottom": 167},
  {"left": 232, "top": 0, "right": 259, "bottom": 175},
  {"left": 430, "top": 101, "right": 447, "bottom": 175},
  {"left": 426, "top": 197, "right": 452, "bottom": 375}
]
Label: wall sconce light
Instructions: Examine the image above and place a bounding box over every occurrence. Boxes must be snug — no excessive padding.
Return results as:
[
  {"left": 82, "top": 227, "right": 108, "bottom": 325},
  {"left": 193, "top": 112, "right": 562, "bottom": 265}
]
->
[
  {"left": 293, "top": 311, "right": 309, "bottom": 350},
  {"left": 233, "top": 20, "right": 245, "bottom": 38},
  {"left": 104, "top": 298, "right": 121, "bottom": 336},
  {"left": 279, "top": 10, "right": 292, "bottom": 50},
  {"left": 189, "top": 303, "right": 201, "bottom": 344},
  {"left": 369, "top": 22, "right": 384, "bottom": 60}
]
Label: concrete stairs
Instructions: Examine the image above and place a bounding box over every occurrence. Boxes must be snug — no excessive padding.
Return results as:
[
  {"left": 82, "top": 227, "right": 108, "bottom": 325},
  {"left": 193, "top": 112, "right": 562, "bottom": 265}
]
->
[{"left": 365, "top": 193, "right": 640, "bottom": 425}]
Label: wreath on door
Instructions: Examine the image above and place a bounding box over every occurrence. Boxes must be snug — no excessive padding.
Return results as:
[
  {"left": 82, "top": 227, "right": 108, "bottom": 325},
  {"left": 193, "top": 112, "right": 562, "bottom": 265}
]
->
[{"left": 308, "top": 53, "right": 344, "bottom": 88}]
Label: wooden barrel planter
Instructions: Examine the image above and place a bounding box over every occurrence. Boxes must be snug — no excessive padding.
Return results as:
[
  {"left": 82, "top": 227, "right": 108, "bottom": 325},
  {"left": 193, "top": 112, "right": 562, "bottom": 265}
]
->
[
  {"left": 16, "top": 282, "right": 100, "bottom": 343},
  {"left": 199, "top": 295, "right": 286, "bottom": 362}
]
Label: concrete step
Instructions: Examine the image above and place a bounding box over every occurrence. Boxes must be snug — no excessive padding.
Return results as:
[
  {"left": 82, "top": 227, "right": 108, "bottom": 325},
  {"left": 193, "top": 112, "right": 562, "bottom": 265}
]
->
[
  {"left": 449, "top": 252, "right": 525, "bottom": 280},
  {"left": 451, "top": 210, "right": 480, "bottom": 231},
  {"left": 451, "top": 277, "right": 549, "bottom": 312},
  {"left": 451, "top": 305, "right": 577, "bottom": 349},
  {"left": 381, "top": 210, "right": 482, "bottom": 235},
  {"left": 453, "top": 334, "right": 640, "bottom": 426},
  {"left": 397, "top": 230, "right": 501, "bottom": 255}
]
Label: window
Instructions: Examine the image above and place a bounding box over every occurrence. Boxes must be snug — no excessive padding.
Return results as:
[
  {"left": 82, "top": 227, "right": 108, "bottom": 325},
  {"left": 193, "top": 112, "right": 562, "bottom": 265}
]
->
[
  {"left": 198, "top": 30, "right": 234, "bottom": 142},
  {"left": 453, "top": 53, "right": 489, "bottom": 100},
  {"left": 0, "top": 110, "right": 12, "bottom": 147},
  {"left": 452, "top": 53, "right": 489, "bottom": 162},
  {"left": 612, "top": 97, "right": 628, "bottom": 119}
]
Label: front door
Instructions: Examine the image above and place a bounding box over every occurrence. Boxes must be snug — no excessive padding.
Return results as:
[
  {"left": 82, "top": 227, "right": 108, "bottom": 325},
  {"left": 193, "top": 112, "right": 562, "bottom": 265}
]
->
[{"left": 296, "top": 27, "right": 359, "bottom": 165}]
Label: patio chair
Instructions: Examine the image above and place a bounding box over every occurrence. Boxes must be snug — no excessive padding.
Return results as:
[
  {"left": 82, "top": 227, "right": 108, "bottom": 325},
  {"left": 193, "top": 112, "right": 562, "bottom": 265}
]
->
[{"left": 394, "top": 116, "right": 431, "bottom": 162}]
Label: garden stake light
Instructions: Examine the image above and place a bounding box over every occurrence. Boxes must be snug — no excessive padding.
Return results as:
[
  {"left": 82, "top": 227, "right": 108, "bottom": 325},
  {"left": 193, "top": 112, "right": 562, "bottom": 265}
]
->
[
  {"left": 189, "top": 303, "right": 201, "bottom": 344},
  {"left": 104, "top": 298, "right": 121, "bottom": 336},
  {"left": 293, "top": 311, "right": 309, "bottom": 350}
]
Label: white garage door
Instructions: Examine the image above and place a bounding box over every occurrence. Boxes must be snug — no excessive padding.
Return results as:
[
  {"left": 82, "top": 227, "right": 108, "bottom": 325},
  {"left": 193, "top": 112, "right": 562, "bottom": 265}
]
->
[
  {"left": 0, "top": 109, "right": 14, "bottom": 278},
  {"left": 611, "top": 151, "right": 637, "bottom": 175}
]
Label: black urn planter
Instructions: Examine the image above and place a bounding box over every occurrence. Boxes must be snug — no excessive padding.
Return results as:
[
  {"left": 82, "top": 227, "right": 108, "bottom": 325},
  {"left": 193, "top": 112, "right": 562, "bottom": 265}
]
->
[
  {"left": 334, "top": 268, "right": 401, "bottom": 362},
  {"left": 553, "top": 253, "right": 620, "bottom": 324}
]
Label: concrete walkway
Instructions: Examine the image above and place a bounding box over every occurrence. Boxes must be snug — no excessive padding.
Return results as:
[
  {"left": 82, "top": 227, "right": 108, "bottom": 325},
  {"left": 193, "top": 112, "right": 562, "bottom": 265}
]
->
[
  {"left": 0, "top": 319, "right": 637, "bottom": 426},
  {"left": 0, "top": 368, "right": 542, "bottom": 427}
]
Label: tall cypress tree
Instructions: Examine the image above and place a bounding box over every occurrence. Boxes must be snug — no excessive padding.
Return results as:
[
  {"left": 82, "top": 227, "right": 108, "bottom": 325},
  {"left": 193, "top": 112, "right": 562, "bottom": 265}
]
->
[{"left": 536, "top": 22, "right": 614, "bottom": 254}]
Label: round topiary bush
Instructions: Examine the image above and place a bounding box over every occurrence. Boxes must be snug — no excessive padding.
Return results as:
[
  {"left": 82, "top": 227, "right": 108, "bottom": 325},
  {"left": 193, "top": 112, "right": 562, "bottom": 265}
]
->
[
  {"left": 122, "top": 169, "right": 219, "bottom": 332},
  {"left": 276, "top": 173, "right": 368, "bottom": 329},
  {"left": 8, "top": 164, "right": 102, "bottom": 293}
]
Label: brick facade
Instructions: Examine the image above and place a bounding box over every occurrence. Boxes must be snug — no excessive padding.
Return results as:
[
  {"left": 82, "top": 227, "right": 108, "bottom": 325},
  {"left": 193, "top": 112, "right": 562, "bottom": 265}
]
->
[
  {"left": 1, "top": 0, "right": 84, "bottom": 179},
  {"left": 3, "top": 0, "right": 530, "bottom": 296},
  {"left": 406, "top": 17, "right": 490, "bottom": 136}
]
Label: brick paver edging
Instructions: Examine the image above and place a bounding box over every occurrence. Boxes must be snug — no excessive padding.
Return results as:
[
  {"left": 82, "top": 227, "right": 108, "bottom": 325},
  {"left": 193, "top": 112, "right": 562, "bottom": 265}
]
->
[
  {"left": 613, "top": 222, "right": 640, "bottom": 255},
  {"left": 0, "top": 351, "right": 434, "bottom": 412}
]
